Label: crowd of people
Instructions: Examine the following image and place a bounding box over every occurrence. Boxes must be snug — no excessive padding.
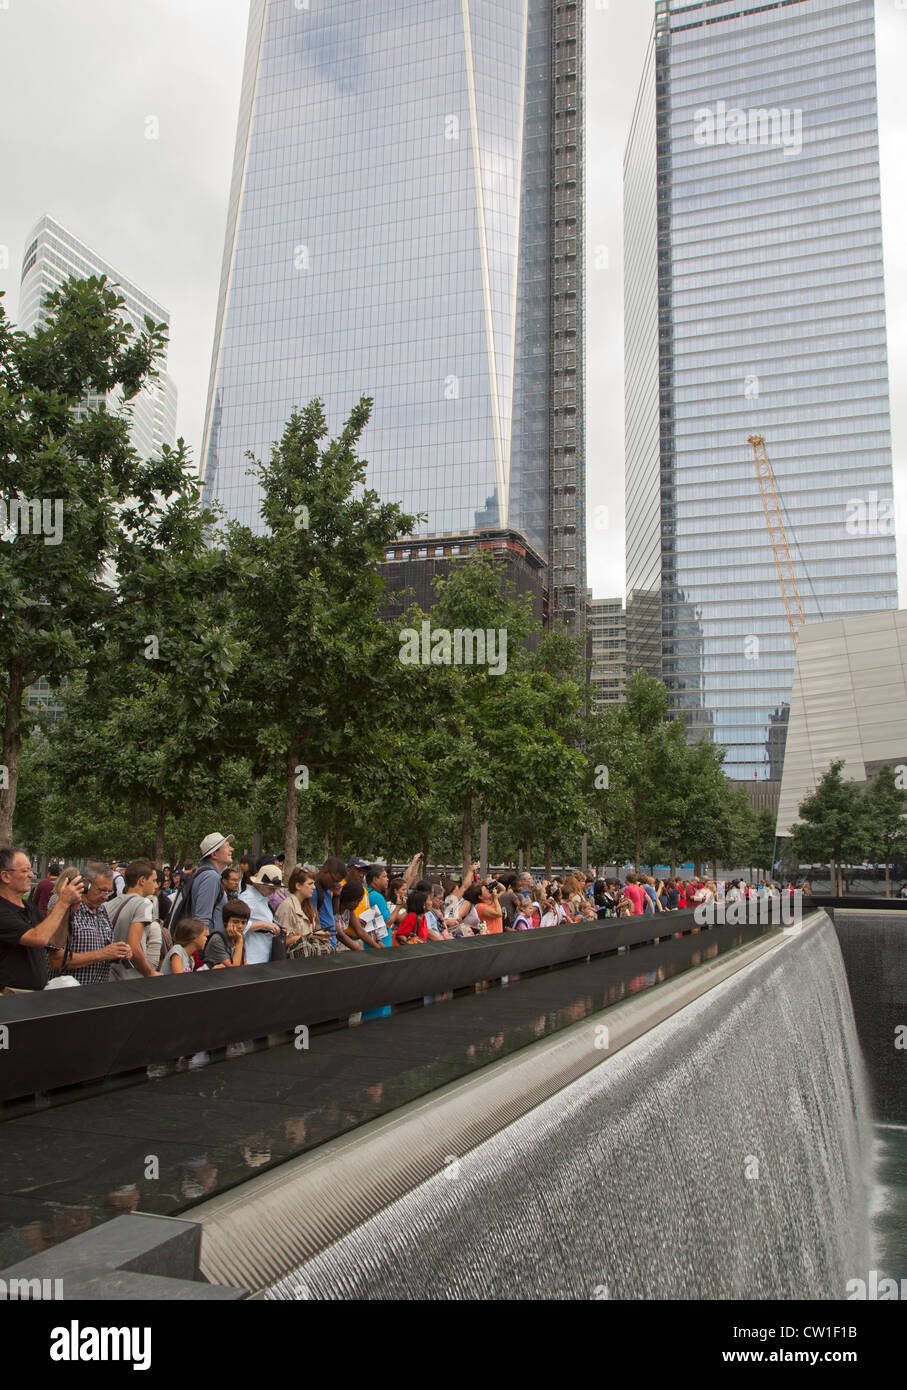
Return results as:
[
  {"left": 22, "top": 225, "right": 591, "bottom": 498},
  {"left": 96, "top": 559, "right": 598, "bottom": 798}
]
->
[{"left": 0, "top": 834, "right": 810, "bottom": 994}]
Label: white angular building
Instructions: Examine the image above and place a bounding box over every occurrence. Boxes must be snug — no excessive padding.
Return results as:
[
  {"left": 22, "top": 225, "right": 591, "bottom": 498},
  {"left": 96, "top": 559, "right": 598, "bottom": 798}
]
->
[{"left": 776, "top": 610, "right": 907, "bottom": 837}]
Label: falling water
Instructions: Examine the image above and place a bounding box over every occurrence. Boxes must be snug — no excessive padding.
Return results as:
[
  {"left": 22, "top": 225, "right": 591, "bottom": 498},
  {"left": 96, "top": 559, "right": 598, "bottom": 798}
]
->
[{"left": 266, "top": 915, "right": 873, "bottom": 1299}]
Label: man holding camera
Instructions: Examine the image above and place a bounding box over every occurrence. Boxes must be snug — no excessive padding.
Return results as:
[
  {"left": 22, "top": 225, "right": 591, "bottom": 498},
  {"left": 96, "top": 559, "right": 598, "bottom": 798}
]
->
[
  {"left": 0, "top": 848, "right": 86, "bottom": 992},
  {"left": 61, "top": 863, "right": 135, "bottom": 983}
]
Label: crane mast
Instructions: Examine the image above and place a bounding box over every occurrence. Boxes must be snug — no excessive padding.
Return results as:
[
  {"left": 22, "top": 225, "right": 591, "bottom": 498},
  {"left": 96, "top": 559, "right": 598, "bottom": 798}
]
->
[{"left": 748, "top": 433, "right": 805, "bottom": 645}]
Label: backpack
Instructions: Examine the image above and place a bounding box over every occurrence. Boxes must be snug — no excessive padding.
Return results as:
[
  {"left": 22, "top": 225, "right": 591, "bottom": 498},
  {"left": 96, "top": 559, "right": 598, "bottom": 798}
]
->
[{"left": 168, "top": 862, "right": 220, "bottom": 932}]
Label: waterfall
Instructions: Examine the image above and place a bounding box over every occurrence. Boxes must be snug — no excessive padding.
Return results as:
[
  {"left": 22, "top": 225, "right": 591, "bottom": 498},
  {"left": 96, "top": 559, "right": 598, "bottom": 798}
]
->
[{"left": 266, "top": 914, "right": 873, "bottom": 1299}]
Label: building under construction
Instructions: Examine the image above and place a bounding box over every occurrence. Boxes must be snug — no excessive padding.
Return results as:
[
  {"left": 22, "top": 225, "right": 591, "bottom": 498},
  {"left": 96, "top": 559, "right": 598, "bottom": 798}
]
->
[{"left": 623, "top": 0, "right": 898, "bottom": 796}]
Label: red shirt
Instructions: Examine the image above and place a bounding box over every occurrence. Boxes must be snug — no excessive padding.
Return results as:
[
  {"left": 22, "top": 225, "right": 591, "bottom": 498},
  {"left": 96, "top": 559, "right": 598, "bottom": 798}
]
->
[
  {"left": 30, "top": 878, "right": 56, "bottom": 921},
  {"left": 396, "top": 912, "right": 430, "bottom": 942},
  {"left": 623, "top": 883, "right": 646, "bottom": 916}
]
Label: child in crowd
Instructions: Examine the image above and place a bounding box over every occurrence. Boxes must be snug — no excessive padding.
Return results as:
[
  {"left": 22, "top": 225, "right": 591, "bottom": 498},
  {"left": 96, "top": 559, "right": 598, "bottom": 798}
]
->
[
  {"left": 513, "top": 894, "right": 533, "bottom": 930},
  {"left": 393, "top": 889, "right": 444, "bottom": 944},
  {"left": 337, "top": 880, "right": 383, "bottom": 948},
  {"left": 204, "top": 899, "right": 249, "bottom": 969},
  {"left": 161, "top": 918, "right": 207, "bottom": 974}
]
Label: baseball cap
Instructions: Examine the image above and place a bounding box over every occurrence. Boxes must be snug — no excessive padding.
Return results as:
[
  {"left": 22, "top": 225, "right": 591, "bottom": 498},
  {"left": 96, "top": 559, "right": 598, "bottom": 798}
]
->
[
  {"left": 256, "top": 853, "right": 285, "bottom": 870},
  {"left": 346, "top": 857, "right": 369, "bottom": 869},
  {"left": 199, "top": 833, "right": 235, "bottom": 858}
]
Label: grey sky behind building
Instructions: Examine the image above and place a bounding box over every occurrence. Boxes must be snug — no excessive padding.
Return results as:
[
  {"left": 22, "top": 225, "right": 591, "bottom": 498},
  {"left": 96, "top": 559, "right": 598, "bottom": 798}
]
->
[{"left": 0, "top": 0, "right": 904, "bottom": 600}]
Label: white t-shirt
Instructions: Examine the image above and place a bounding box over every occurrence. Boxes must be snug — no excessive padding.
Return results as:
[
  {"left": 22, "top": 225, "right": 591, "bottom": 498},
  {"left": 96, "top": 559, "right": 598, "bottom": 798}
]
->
[{"left": 107, "top": 892, "right": 158, "bottom": 972}]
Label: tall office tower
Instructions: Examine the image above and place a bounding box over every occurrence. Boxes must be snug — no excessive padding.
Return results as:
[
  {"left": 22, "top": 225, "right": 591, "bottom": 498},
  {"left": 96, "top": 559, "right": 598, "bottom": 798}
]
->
[
  {"left": 587, "top": 595, "right": 626, "bottom": 707},
  {"left": 624, "top": 0, "right": 898, "bottom": 781},
  {"left": 202, "top": 0, "right": 585, "bottom": 632},
  {"left": 18, "top": 215, "right": 178, "bottom": 460}
]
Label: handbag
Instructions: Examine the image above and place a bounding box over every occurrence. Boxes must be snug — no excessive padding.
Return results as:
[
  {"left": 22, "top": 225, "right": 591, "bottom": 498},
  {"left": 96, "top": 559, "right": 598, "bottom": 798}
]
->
[{"left": 270, "top": 928, "right": 288, "bottom": 962}]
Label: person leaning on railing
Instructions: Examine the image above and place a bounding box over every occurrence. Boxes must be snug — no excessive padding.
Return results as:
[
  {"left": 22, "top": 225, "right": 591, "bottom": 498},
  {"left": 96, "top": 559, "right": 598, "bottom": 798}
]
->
[{"left": 0, "top": 847, "right": 84, "bottom": 993}]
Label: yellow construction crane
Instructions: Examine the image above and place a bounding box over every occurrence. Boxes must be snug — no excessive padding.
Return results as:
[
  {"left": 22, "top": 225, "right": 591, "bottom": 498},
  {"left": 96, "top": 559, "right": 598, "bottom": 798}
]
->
[{"left": 748, "top": 433, "right": 805, "bottom": 645}]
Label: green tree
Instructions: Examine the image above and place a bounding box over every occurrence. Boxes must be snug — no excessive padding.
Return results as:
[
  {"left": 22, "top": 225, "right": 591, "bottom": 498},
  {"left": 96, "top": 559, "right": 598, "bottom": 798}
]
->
[
  {"left": 227, "top": 398, "right": 416, "bottom": 868},
  {"left": 0, "top": 277, "right": 171, "bottom": 841},
  {"left": 790, "top": 760, "right": 867, "bottom": 896},
  {"left": 86, "top": 461, "right": 242, "bottom": 862},
  {"left": 680, "top": 747, "right": 748, "bottom": 878},
  {"left": 590, "top": 672, "right": 684, "bottom": 870},
  {"left": 739, "top": 805, "right": 776, "bottom": 877},
  {"left": 405, "top": 558, "right": 533, "bottom": 874},
  {"left": 863, "top": 764, "right": 907, "bottom": 897}
]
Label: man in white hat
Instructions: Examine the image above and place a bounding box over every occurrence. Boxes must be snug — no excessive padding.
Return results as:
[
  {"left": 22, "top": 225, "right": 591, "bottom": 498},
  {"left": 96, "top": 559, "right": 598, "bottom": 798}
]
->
[
  {"left": 237, "top": 862, "right": 284, "bottom": 964},
  {"left": 175, "top": 832, "right": 235, "bottom": 937}
]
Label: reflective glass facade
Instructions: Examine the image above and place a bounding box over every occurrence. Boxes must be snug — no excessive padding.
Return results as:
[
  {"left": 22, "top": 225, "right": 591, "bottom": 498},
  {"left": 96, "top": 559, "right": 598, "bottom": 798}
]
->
[
  {"left": 203, "top": 0, "right": 560, "bottom": 561},
  {"left": 624, "top": 0, "right": 898, "bottom": 779}
]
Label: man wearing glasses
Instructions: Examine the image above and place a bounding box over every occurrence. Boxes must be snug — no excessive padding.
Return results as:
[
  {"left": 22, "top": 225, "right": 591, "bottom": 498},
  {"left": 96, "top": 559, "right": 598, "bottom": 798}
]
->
[{"left": 0, "top": 847, "right": 83, "bottom": 992}]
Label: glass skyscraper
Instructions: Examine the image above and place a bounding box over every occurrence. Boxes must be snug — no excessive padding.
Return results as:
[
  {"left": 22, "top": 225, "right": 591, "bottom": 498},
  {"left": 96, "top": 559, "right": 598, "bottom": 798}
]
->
[
  {"left": 624, "top": 0, "right": 898, "bottom": 781},
  {"left": 18, "top": 215, "right": 178, "bottom": 462},
  {"left": 202, "top": 0, "right": 585, "bottom": 630}
]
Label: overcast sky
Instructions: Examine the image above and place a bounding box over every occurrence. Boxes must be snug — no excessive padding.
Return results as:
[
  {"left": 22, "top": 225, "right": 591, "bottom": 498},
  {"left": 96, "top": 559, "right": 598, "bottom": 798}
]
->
[{"left": 0, "top": 0, "right": 905, "bottom": 600}]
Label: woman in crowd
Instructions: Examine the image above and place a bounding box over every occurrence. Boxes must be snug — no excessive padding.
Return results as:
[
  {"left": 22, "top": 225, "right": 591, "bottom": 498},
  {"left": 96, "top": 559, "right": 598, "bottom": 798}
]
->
[
  {"left": 445, "top": 882, "right": 484, "bottom": 937},
  {"left": 425, "top": 882, "right": 452, "bottom": 939},
  {"left": 473, "top": 880, "right": 505, "bottom": 934},
  {"left": 539, "top": 883, "right": 568, "bottom": 928},
  {"left": 276, "top": 867, "right": 334, "bottom": 957},
  {"left": 660, "top": 878, "right": 679, "bottom": 910},
  {"left": 393, "top": 888, "right": 444, "bottom": 944}
]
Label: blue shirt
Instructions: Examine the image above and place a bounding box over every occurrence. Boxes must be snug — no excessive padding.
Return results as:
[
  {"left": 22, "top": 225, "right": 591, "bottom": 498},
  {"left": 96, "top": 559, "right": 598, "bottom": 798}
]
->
[
  {"left": 239, "top": 886, "right": 275, "bottom": 964},
  {"left": 316, "top": 881, "right": 336, "bottom": 948},
  {"left": 367, "top": 889, "right": 391, "bottom": 944}
]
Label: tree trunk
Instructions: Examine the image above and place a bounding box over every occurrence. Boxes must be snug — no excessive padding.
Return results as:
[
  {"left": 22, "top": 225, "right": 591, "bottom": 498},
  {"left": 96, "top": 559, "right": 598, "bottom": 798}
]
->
[
  {"left": 283, "top": 739, "right": 302, "bottom": 872},
  {"left": 154, "top": 804, "right": 167, "bottom": 870},
  {"left": 333, "top": 813, "right": 344, "bottom": 858},
  {"left": 323, "top": 828, "right": 330, "bottom": 861},
  {"left": 694, "top": 859, "right": 702, "bottom": 879},
  {"left": 545, "top": 834, "right": 552, "bottom": 880},
  {"left": 670, "top": 844, "right": 677, "bottom": 877},
  {"left": 524, "top": 837, "right": 531, "bottom": 873},
  {"left": 885, "top": 854, "right": 891, "bottom": 898},
  {"left": 461, "top": 794, "right": 472, "bottom": 878},
  {"left": 634, "top": 826, "right": 641, "bottom": 872},
  {"left": 0, "top": 661, "right": 26, "bottom": 844}
]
